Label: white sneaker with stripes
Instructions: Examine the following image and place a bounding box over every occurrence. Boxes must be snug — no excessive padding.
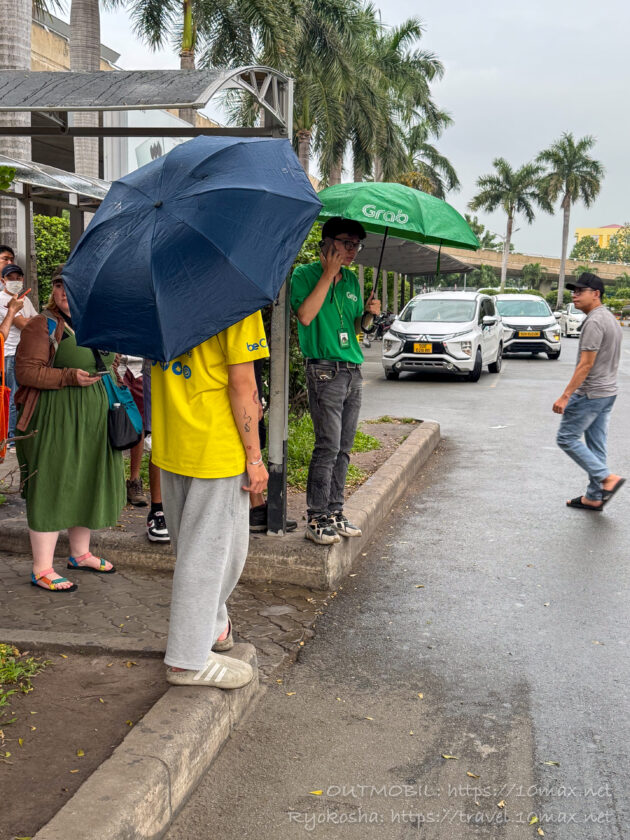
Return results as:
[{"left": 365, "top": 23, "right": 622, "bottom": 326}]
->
[{"left": 166, "top": 652, "right": 253, "bottom": 689}]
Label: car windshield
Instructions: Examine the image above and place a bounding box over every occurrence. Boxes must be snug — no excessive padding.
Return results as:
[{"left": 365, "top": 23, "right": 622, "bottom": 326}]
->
[
  {"left": 495, "top": 299, "right": 551, "bottom": 317},
  {"left": 400, "top": 299, "right": 476, "bottom": 323}
]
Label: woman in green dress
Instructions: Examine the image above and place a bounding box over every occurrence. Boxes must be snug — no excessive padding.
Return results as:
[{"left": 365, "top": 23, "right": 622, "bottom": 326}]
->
[{"left": 15, "top": 270, "right": 125, "bottom": 592}]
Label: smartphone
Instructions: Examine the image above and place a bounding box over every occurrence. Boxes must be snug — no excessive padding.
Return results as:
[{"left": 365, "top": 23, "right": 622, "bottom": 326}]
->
[{"left": 17, "top": 288, "right": 31, "bottom": 300}]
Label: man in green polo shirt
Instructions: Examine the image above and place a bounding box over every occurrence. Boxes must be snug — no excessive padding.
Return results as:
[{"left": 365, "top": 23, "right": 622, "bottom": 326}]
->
[{"left": 290, "top": 217, "right": 380, "bottom": 544}]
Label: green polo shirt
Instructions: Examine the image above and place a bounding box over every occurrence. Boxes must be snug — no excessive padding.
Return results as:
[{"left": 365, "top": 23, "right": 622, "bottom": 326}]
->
[{"left": 290, "top": 262, "right": 364, "bottom": 364}]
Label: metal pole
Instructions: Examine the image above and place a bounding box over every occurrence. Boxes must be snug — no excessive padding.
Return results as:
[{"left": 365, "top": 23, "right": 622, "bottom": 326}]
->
[
  {"left": 381, "top": 269, "right": 388, "bottom": 312},
  {"left": 266, "top": 76, "right": 293, "bottom": 535},
  {"left": 358, "top": 264, "right": 364, "bottom": 301},
  {"left": 393, "top": 272, "right": 399, "bottom": 315},
  {"left": 267, "top": 283, "right": 290, "bottom": 535},
  {"left": 14, "top": 182, "right": 32, "bottom": 291}
]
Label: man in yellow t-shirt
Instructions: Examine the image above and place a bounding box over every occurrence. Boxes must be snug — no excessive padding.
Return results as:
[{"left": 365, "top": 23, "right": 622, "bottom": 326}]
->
[{"left": 151, "top": 312, "right": 269, "bottom": 689}]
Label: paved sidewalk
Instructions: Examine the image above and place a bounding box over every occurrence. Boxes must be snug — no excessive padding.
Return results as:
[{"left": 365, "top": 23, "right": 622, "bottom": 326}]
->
[
  {"left": 0, "top": 550, "right": 332, "bottom": 678},
  {"left": 0, "top": 448, "right": 333, "bottom": 678}
]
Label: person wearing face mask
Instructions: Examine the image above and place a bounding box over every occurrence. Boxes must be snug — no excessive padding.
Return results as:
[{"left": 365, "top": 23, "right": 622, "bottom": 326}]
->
[
  {"left": 15, "top": 266, "right": 125, "bottom": 592},
  {"left": 0, "top": 261, "right": 37, "bottom": 445}
]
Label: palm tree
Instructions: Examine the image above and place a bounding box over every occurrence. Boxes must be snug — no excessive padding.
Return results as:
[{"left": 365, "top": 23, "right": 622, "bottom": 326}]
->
[
  {"left": 394, "top": 119, "right": 459, "bottom": 198},
  {"left": 115, "top": 0, "right": 288, "bottom": 124},
  {"left": 70, "top": 0, "right": 101, "bottom": 177},
  {"left": 469, "top": 158, "right": 548, "bottom": 292},
  {"left": 537, "top": 133, "right": 604, "bottom": 308}
]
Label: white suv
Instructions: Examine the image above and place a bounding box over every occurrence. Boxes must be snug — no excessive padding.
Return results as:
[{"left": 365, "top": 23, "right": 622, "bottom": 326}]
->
[
  {"left": 382, "top": 292, "right": 503, "bottom": 382},
  {"left": 495, "top": 294, "right": 561, "bottom": 359},
  {"left": 556, "top": 302, "right": 586, "bottom": 337}
]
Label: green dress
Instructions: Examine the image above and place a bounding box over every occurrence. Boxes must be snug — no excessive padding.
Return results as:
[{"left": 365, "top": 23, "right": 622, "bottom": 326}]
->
[{"left": 16, "top": 326, "right": 126, "bottom": 532}]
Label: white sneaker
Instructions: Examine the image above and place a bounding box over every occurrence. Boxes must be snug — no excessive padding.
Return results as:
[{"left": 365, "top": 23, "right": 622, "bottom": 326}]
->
[
  {"left": 330, "top": 512, "right": 362, "bottom": 538},
  {"left": 305, "top": 515, "right": 341, "bottom": 545},
  {"left": 166, "top": 653, "right": 253, "bottom": 689}
]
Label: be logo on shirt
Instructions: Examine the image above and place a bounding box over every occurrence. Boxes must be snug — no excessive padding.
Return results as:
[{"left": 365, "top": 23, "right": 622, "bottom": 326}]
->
[{"left": 247, "top": 337, "right": 268, "bottom": 352}]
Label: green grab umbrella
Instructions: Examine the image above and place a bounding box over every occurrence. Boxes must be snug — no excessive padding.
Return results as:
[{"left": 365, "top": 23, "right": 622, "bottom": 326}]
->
[{"left": 317, "top": 182, "right": 479, "bottom": 294}]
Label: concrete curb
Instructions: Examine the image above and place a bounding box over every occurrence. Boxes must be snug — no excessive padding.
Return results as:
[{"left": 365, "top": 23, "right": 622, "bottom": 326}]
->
[
  {"left": 0, "top": 421, "right": 440, "bottom": 591},
  {"left": 244, "top": 420, "right": 441, "bottom": 589},
  {"left": 33, "top": 644, "right": 260, "bottom": 840}
]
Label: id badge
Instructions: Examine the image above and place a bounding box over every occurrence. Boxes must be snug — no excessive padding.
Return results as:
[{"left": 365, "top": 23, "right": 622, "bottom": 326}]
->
[{"left": 338, "top": 329, "right": 350, "bottom": 349}]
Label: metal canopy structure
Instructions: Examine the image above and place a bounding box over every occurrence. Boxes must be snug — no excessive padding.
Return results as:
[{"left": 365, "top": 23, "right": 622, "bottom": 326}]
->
[
  {"left": 358, "top": 232, "right": 472, "bottom": 277},
  {"left": 0, "top": 66, "right": 295, "bottom": 535},
  {"left": 0, "top": 152, "right": 108, "bottom": 202},
  {"left": 0, "top": 67, "right": 293, "bottom": 137}
]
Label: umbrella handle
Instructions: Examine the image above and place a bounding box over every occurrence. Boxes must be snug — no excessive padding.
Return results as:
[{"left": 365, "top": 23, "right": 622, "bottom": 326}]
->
[{"left": 372, "top": 226, "right": 389, "bottom": 302}]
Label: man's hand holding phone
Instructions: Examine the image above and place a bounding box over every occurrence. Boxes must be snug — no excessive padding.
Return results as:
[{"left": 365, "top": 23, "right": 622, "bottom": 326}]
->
[{"left": 319, "top": 239, "right": 344, "bottom": 279}]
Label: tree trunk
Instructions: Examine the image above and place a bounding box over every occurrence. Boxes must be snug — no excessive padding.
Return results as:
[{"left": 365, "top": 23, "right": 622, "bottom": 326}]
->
[
  {"left": 178, "top": 0, "right": 197, "bottom": 125},
  {"left": 374, "top": 158, "right": 383, "bottom": 182},
  {"left": 499, "top": 215, "right": 513, "bottom": 292},
  {"left": 0, "top": 0, "right": 31, "bottom": 250},
  {"left": 328, "top": 160, "right": 342, "bottom": 185},
  {"left": 297, "top": 129, "right": 311, "bottom": 174},
  {"left": 556, "top": 195, "right": 571, "bottom": 308},
  {"left": 70, "top": 0, "right": 101, "bottom": 180},
  {"left": 353, "top": 163, "right": 363, "bottom": 182}
]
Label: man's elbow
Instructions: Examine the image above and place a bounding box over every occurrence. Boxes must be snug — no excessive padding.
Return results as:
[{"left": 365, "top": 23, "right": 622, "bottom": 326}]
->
[{"left": 297, "top": 309, "right": 312, "bottom": 327}]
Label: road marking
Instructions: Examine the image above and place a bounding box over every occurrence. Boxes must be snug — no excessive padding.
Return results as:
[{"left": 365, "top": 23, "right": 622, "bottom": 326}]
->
[{"left": 489, "top": 360, "right": 507, "bottom": 387}]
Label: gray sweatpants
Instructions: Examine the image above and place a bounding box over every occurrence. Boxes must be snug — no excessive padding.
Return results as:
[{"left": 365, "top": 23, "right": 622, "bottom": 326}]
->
[{"left": 160, "top": 470, "right": 249, "bottom": 670}]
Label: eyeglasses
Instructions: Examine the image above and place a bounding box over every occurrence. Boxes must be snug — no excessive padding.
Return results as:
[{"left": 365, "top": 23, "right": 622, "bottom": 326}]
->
[
  {"left": 0, "top": 254, "right": 13, "bottom": 262},
  {"left": 571, "top": 288, "right": 590, "bottom": 296},
  {"left": 333, "top": 237, "right": 364, "bottom": 253}
]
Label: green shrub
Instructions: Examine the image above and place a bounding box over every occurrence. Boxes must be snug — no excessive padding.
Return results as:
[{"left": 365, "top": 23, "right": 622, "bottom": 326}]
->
[
  {"left": 34, "top": 214, "right": 71, "bottom": 307},
  {"left": 546, "top": 289, "right": 572, "bottom": 307},
  {"left": 613, "top": 286, "right": 630, "bottom": 298},
  {"left": 284, "top": 413, "right": 378, "bottom": 490},
  {"left": 478, "top": 287, "right": 543, "bottom": 296}
]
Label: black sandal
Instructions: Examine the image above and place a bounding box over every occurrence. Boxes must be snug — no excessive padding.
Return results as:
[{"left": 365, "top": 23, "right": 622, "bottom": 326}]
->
[
  {"left": 602, "top": 478, "right": 625, "bottom": 505},
  {"left": 566, "top": 496, "right": 603, "bottom": 511}
]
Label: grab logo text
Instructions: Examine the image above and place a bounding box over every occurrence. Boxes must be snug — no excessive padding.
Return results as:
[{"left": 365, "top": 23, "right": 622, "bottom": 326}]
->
[{"left": 362, "top": 204, "right": 409, "bottom": 224}]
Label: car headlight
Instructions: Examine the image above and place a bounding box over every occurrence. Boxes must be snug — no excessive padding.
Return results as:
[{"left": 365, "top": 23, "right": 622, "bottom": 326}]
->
[
  {"left": 545, "top": 326, "right": 561, "bottom": 341},
  {"left": 503, "top": 327, "right": 514, "bottom": 339},
  {"left": 382, "top": 333, "right": 403, "bottom": 356}
]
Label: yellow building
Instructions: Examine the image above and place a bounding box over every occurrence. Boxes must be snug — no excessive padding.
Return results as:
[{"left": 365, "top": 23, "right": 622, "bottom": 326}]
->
[{"left": 574, "top": 224, "right": 622, "bottom": 249}]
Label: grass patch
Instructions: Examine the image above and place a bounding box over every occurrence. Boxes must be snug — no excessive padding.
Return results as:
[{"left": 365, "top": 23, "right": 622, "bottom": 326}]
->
[
  {"left": 0, "top": 494, "right": 6, "bottom": 506},
  {"left": 0, "top": 644, "right": 49, "bottom": 726},
  {"left": 364, "top": 415, "right": 418, "bottom": 424},
  {"left": 284, "top": 414, "right": 379, "bottom": 491},
  {"left": 123, "top": 451, "right": 150, "bottom": 486}
]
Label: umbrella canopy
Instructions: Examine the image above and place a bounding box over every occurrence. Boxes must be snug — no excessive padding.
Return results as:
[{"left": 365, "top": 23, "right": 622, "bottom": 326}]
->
[
  {"left": 317, "top": 182, "right": 479, "bottom": 251},
  {"left": 64, "top": 136, "right": 321, "bottom": 361}
]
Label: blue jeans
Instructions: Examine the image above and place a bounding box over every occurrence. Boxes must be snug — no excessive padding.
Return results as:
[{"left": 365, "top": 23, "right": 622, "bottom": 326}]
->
[
  {"left": 557, "top": 393, "right": 616, "bottom": 501},
  {"left": 4, "top": 354, "right": 17, "bottom": 439},
  {"left": 306, "top": 363, "right": 362, "bottom": 518}
]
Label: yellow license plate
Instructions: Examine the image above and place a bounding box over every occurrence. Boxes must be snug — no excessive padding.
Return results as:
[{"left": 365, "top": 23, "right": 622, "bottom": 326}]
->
[
  {"left": 413, "top": 342, "right": 433, "bottom": 353},
  {"left": 518, "top": 331, "right": 540, "bottom": 337}
]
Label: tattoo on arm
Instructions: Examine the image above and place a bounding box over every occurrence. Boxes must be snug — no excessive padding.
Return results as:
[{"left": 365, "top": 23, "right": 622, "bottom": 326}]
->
[{"left": 242, "top": 407, "right": 252, "bottom": 433}]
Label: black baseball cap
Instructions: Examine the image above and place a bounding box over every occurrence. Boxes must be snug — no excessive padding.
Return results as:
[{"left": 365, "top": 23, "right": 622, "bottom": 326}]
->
[
  {"left": 1, "top": 263, "right": 24, "bottom": 279},
  {"left": 566, "top": 272, "right": 605, "bottom": 297}
]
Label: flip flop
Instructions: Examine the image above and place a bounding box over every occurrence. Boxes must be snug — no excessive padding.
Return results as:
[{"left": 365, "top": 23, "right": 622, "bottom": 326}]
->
[
  {"left": 566, "top": 496, "right": 603, "bottom": 511},
  {"left": 602, "top": 477, "right": 626, "bottom": 505}
]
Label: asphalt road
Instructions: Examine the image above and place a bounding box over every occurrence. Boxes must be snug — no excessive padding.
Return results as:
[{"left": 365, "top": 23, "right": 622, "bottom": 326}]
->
[{"left": 167, "top": 334, "right": 630, "bottom": 840}]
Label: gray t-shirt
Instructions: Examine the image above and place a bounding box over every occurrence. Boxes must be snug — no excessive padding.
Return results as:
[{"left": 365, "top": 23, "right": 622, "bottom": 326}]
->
[{"left": 575, "top": 305, "right": 622, "bottom": 398}]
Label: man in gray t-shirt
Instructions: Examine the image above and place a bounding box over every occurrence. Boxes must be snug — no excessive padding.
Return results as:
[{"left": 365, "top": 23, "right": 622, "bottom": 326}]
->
[{"left": 553, "top": 273, "right": 625, "bottom": 510}]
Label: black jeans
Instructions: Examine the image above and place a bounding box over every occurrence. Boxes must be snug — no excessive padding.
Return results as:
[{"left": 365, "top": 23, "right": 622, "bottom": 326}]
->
[{"left": 306, "top": 362, "right": 362, "bottom": 518}]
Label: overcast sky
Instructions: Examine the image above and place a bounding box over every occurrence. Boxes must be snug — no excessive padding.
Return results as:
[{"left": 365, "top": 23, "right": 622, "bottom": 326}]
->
[{"left": 76, "top": 0, "right": 630, "bottom": 258}]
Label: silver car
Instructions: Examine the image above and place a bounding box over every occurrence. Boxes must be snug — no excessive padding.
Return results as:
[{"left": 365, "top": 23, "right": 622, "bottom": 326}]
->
[
  {"left": 495, "top": 294, "right": 561, "bottom": 360},
  {"left": 382, "top": 292, "right": 503, "bottom": 382}
]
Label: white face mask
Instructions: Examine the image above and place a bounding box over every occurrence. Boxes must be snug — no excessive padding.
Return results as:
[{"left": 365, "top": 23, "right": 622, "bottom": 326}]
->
[{"left": 4, "top": 280, "right": 23, "bottom": 295}]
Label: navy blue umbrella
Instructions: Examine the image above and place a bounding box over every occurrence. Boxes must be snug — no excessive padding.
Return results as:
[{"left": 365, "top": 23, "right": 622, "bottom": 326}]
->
[{"left": 64, "top": 136, "right": 321, "bottom": 361}]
